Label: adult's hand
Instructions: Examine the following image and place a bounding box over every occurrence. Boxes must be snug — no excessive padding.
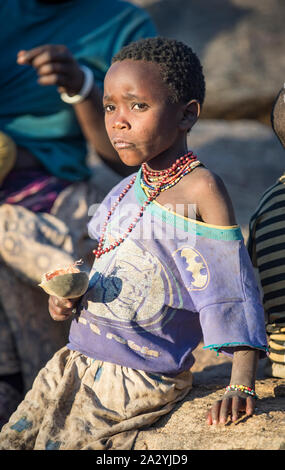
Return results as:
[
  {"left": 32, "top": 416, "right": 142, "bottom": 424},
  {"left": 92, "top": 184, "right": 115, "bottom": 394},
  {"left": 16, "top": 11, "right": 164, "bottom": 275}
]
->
[
  {"left": 17, "top": 45, "right": 84, "bottom": 96},
  {"left": 17, "top": 44, "right": 128, "bottom": 174}
]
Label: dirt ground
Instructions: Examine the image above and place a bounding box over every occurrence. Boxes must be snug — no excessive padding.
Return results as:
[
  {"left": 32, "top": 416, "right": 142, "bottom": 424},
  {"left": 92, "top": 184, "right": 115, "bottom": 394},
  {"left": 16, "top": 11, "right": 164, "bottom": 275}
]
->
[{"left": 134, "top": 343, "right": 285, "bottom": 450}]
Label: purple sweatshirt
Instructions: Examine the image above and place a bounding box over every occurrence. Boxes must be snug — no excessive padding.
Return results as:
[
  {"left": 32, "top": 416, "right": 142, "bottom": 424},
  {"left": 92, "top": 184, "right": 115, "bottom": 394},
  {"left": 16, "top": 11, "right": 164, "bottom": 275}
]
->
[{"left": 67, "top": 169, "right": 268, "bottom": 375}]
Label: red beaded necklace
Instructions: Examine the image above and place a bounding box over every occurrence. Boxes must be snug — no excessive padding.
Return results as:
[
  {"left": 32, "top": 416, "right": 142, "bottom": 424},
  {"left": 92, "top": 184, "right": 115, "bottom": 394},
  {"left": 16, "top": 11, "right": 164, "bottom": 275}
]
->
[
  {"left": 141, "top": 151, "right": 200, "bottom": 195},
  {"left": 93, "top": 151, "right": 199, "bottom": 259}
]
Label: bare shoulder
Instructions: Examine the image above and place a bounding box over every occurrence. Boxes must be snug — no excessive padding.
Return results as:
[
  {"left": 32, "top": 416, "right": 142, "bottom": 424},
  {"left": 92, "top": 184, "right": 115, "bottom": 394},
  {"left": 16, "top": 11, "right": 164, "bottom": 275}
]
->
[
  {"left": 184, "top": 166, "right": 229, "bottom": 202},
  {"left": 187, "top": 166, "right": 225, "bottom": 190},
  {"left": 185, "top": 166, "right": 237, "bottom": 226}
]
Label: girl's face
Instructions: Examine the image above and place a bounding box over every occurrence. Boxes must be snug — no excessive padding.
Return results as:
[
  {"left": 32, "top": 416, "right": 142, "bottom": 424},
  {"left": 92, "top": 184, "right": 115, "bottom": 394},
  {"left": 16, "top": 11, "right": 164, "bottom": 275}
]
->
[{"left": 103, "top": 60, "right": 187, "bottom": 168}]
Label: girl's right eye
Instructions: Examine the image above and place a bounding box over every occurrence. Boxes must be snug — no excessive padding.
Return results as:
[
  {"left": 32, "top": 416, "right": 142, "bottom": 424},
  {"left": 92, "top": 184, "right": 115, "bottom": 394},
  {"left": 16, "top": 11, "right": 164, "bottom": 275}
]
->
[{"left": 104, "top": 104, "right": 115, "bottom": 113}]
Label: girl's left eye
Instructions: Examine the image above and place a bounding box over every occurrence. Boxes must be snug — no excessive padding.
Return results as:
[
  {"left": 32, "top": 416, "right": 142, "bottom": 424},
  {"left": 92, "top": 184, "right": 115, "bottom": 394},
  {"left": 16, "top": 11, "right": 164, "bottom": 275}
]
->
[{"left": 132, "top": 103, "right": 148, "bottom": 110}]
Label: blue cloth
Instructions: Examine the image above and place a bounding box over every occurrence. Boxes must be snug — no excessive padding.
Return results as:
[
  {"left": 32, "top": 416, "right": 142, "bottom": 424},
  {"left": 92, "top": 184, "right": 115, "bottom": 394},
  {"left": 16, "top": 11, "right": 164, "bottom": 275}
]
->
[
  {"left": 68, "top": 170, "right": 268, "bottom": 376},
  {"left": 0, "top": 0, "right": 156, "bottom": 181}
]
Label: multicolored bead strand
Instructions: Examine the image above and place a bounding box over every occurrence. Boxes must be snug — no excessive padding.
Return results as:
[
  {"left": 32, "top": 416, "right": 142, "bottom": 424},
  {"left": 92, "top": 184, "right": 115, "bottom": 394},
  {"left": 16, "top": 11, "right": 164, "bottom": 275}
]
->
[
  {"left": 225, "top": 384, "right": 258, "bottom": 399},
  {"left": 141, "top": 151, "right": 200, "bottom": 195},
  {"left": 141, "top": 160, "right": 201, "bottom": 193}
]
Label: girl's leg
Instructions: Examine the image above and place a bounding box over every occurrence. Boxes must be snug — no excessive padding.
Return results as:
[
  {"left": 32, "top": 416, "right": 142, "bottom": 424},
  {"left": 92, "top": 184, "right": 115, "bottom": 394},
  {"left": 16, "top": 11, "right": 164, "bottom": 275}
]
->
[{"left": 38, "top": 358, "right": 192, "bottom": 450}]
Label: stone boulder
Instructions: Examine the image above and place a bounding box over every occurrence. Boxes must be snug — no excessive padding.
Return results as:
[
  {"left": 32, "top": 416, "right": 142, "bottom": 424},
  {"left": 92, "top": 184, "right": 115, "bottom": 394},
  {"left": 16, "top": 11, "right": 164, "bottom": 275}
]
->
[
  {"left": 132, "top": 0, "right": 285, "bottom": 123},
  {"left": 188, "top": 119, "right": 284, "bottom": 239}
]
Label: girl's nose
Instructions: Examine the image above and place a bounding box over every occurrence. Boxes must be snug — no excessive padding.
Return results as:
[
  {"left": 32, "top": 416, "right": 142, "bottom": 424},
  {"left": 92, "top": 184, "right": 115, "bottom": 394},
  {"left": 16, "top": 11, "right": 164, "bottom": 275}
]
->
[{"left": 113, "top": 117, "right": 130, "bottom": 130}]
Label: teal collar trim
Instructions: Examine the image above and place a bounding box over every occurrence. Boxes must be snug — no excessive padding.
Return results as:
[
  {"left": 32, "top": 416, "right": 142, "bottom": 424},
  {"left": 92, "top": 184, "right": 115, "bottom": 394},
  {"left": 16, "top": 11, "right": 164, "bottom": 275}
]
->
[{"left": 134, "top": 168, "right": 243, "bottom": 241}]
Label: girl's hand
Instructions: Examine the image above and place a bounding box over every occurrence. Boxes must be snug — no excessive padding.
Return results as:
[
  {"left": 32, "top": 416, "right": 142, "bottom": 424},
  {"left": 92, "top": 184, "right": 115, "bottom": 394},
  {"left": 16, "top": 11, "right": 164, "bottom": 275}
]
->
[
  {"left": 206, "top": 391, "right": 256, "bottom": 425},
  {"left": 17, "top": 45, "right": 84, "bottom": 96},
  {"left": 48, "top": 295, "right": 78, "bottom": 322}
]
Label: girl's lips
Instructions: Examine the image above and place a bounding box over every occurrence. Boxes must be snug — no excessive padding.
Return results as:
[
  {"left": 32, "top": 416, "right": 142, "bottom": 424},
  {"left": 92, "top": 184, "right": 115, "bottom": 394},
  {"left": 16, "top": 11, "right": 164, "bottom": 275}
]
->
[{"left": 113, "top": 139, "right": 134, "bottom": 149}]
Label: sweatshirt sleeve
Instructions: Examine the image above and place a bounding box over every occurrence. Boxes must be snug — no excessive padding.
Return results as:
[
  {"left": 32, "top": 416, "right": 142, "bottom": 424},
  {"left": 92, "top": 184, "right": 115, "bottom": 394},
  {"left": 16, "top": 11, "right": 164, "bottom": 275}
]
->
[{"left": 173, "top": 224, "right": 268, "bottom": 357}]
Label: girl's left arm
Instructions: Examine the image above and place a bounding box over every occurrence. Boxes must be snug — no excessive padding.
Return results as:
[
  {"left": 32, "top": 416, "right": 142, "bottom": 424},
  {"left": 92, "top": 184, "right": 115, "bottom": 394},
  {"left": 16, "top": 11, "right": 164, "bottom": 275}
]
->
[{"left": 206, "top": 346, "right": 260, "bottom": 425}]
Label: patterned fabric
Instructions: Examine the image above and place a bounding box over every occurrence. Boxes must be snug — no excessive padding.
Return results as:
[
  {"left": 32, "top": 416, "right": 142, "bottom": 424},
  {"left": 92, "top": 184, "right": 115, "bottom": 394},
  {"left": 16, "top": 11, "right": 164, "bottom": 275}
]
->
[
  {"left": 248, "top": 175, "right": 285, "bottom": 371},
  {"left": 0, "top": 168, "right": 113, "bottom": 393},
  {"left": 0, "top": 168, "right": 71, "bottom": 213},
  {"left": 68, "top": 169, "right": 268, "bottom": 376},
  {"left": 0, "top": 347, "right": 192, "bottom": 450}
]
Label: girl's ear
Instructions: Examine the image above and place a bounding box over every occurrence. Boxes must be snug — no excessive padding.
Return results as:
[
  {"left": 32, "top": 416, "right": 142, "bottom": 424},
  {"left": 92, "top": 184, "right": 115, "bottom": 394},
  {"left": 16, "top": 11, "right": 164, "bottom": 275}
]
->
[{"left": 180, "top": 100, "right": 200, "bottom": 131}]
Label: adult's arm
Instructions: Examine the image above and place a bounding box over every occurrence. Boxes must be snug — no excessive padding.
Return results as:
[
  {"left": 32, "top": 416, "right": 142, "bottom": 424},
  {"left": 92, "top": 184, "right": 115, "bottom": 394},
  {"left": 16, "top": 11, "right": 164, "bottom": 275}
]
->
[{"left": 17, "top": 45, "right": 130, "bottom": 175}]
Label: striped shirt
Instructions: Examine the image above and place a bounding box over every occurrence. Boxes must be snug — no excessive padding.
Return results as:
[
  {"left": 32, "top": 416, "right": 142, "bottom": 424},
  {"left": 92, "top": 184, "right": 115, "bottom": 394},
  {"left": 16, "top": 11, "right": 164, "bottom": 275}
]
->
[{"left": 247, "top": 175, "right": 285, "bottom": 323}]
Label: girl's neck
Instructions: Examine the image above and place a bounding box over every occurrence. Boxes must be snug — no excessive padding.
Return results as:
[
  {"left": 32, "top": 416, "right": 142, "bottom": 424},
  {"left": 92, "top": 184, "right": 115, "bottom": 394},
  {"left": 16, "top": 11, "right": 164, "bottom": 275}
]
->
[{"left": 145, "top": 146, "right": 189, "bottom": 171}]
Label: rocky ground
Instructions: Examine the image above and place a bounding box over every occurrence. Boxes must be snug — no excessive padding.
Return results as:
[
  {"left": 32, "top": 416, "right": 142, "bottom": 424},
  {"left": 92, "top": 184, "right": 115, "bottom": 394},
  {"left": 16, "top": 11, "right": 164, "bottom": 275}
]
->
[{"left": 135, "top": 344, "right": 285, "bottom": 450}]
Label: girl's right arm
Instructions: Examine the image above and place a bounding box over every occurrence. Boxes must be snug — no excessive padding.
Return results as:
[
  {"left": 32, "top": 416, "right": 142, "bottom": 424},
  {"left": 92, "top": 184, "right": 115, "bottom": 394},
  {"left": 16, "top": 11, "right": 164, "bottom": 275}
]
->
[{"left": 48, "top": 295, "right": 79, "bottom": 321}]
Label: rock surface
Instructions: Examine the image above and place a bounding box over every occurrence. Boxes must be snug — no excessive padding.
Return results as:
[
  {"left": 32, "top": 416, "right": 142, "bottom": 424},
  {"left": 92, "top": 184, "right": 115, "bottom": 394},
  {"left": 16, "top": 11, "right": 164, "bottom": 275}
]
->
[
  {"left": 135, "top": 344, "right": 285, "bottom": 450},
  {"left": 132, "top": 0, "right": 285, "bottom": 123},
  {"left": 188, "top": 119, "right": 284, "bottom": 239}
]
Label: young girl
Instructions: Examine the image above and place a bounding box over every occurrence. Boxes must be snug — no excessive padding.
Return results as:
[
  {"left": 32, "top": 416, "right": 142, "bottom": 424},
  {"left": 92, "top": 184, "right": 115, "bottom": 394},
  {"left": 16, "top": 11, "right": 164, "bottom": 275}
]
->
[{"left": 0, "top": 37, "right": 268, "bottom": 450}]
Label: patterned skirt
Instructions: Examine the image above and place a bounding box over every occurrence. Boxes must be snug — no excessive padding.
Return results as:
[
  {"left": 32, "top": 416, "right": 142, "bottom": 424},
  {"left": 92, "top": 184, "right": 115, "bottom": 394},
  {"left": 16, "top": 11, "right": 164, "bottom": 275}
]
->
[{"left": 0, "top": 347, "right": 192, "bottom": 450}]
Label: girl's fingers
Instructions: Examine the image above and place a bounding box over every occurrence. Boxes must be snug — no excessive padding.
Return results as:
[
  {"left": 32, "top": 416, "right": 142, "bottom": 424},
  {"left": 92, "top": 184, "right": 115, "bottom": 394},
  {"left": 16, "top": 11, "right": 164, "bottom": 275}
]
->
[
  {"left": 49, "top": 296, "right": 74, "bottom": 311},
  {"left": 207, "top": 394, "right": 257, "bottom": 425},
  {"left": 36, "top": 62, "right": 71, "bottom": 77},
  {"left": 50, "top": 311, "right": 72, "bottom": 321},
  {"left": 231, "top": 395, "right": 243, "bottom": 422},
  {"left": 17, "top": 45, "right": 83, "bottom": 94},
  {"left": 219, "top": 396, "right": 231, "bottom": 424},
  {"left": 245, "top": 396, "right": 256, "bottom": 416},
  {"left": 207, "top": 400, "right": 222, "bottom": 425},
  {"left": 48, "top": 296, "right": 75, "bottom": 322}
]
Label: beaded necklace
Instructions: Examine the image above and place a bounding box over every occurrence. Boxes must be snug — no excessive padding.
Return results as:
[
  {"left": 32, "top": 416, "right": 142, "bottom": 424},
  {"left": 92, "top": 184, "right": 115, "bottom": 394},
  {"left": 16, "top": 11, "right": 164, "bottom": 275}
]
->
[
  {"left": 141, "top": 151, "right": 200, "bottom": 195},
  {"left": 93, "top": 151, "right": 200, "bottom": 260}
]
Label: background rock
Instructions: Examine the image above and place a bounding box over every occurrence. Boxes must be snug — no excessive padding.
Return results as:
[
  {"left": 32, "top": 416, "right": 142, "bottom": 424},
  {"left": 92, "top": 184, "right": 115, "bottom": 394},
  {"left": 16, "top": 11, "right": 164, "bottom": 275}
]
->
[
  {"left": 189, "top": 119, "right": 284, "bottom": 239},
  {"left": 132, "top": 0, "right": 285, "bottom": 124}
]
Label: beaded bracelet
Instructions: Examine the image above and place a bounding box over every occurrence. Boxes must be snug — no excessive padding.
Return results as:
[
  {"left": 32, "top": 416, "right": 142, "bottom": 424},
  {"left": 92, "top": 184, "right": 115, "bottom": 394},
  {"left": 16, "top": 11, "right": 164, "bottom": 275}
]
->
[{"left": 225, "top": 384, "right": 258, "bottom": 399}]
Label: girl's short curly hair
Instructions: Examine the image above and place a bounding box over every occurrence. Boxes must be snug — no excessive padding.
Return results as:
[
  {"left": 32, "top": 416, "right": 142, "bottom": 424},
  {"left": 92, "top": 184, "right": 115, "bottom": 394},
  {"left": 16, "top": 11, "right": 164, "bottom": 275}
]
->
[{"left": 112, "top": 37, "right": 206, "bottom": 107}]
